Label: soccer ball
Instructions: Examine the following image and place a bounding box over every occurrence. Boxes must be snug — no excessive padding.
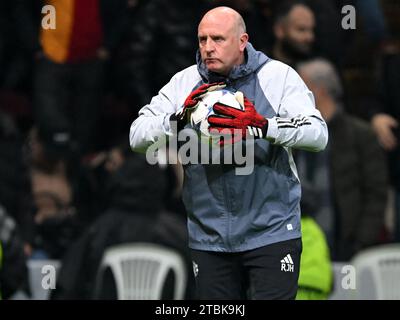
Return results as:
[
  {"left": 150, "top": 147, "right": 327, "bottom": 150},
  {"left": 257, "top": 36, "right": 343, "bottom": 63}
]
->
[{"left": 189, "top": 89, "right": 245, "bottom": 144}]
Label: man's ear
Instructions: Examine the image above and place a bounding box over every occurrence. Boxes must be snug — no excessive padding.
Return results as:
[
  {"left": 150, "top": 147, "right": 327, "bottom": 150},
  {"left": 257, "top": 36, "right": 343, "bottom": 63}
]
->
[{"left": 239, "top": 33, "right": 249, "bottom": 52}]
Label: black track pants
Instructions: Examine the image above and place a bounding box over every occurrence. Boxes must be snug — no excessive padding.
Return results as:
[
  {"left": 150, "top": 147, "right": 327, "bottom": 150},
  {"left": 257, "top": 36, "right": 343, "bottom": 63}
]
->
[{"left": 190, "top": 238, "right": 302, "bottom": 300}]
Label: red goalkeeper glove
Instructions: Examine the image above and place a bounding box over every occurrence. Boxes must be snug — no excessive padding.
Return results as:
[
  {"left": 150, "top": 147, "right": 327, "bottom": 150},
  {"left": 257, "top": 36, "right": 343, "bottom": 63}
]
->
[
  {"left": 175, "top": 82, "right": 226, "bottom": 121},
  {"left": 207, "top": 96, "right": 268, "bottom": 145}
]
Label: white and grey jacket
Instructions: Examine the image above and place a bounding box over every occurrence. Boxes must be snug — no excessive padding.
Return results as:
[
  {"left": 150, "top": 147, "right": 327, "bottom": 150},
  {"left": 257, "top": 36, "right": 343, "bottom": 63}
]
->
[{"left": 130, "top": 43, "right": 328, "bottom": 252}]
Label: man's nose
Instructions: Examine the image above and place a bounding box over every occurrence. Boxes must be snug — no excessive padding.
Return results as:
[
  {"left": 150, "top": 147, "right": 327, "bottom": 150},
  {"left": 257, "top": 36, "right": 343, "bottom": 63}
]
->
[{"left": 205, "top": 39, "right": 215, "bottom": 53}]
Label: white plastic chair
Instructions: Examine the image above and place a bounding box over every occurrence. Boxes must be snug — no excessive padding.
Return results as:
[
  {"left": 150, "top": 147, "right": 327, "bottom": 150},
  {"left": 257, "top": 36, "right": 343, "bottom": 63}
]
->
[
  {"left": 95, "top": 243, "right": 187, "bottom": 300},
  {"left": 350, "top": 244, "right": 400, "bottom": 300}
]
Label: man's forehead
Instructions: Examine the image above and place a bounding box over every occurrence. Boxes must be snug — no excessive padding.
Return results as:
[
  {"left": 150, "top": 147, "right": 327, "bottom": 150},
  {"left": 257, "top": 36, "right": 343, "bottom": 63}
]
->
[
  {"left": 288, "top": 6, "right": 315, "bottom": 24},
  {"left": 198, "top": 16, "right": 235, "bottom": 35}
]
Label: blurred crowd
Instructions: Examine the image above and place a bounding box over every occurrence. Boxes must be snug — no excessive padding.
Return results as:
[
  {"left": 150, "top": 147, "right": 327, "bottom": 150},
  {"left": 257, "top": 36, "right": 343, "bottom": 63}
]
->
[{"left": 0, "top": 0, "right": 399, "bottom": 299}]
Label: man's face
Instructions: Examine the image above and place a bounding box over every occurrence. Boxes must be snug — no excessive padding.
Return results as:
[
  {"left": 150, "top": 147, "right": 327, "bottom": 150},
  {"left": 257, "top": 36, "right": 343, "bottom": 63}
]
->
[
  {"left": 198, "top": 16, "right": 247, "bottom": 75},
  {"left": 278, "top": 5, "right": 315, "bottom": 57}
]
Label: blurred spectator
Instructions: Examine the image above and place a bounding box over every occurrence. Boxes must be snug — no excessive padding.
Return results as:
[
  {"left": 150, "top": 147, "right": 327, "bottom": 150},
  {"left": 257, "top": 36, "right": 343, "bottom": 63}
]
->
[
  {"left": 370, "top": 49, "right": 400, "bottom": 241},
  {"left": 271, "top": 0, "right": 315, "bottom": 67},
  {"left": 0, "top": 110, "right": 34, "bottom": 256},
  {"left": 0, "top": 205, "right": 29, "bottom": 299},
  {"left": 51, "top": 148, "right": 194, "bottom": 299},
  {"left": 270, "top": 0, "right": 355, "bottom": 68},
  {"left": 116, "top": 0, "right": 211, "bottom": 111},
  {"left": 17, "top": 0, "right": 130, "bottom": 157},
  {"left": 296, "top": 58, "right": 389, "bottom": 261},
  {"left": 288, "top": 0, "right": 386, "bottom": 68},
  {"left": 296, "top": 184, "right": 333, "bottom": 300},
  {"left": 27, "top": 126, "right": 94, "bottom": 259}
]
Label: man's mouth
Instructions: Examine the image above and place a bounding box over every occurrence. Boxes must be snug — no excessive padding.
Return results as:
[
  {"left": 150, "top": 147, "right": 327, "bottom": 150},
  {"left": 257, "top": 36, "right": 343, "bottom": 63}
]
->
[{"left": 205, "top": 58, "right": 219, "bottom": 63}]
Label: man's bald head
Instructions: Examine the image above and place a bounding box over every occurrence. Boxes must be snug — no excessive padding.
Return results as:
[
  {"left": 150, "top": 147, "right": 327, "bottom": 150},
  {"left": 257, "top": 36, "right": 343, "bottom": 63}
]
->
[
  {"left": 197, "top": 7, "right": 249, "bottom": 75},
  {"left": 298, "top": 58, "right": 343, "bottom": 103},
  {"left": 200, "top": 7, "right": 246, "bottom": 36}
]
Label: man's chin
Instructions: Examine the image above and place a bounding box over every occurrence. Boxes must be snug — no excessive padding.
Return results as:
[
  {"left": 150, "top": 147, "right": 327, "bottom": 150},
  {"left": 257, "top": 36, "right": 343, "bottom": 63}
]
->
[
  {"left": 282, "top": 40, "right": 313, "bottom": 61},
  {"left": 205, "top": 63, "right": 225, "bottom": 74}
]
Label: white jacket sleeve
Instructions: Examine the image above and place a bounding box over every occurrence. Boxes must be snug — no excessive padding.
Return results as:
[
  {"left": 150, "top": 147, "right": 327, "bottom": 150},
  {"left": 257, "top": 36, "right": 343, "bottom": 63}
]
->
[
  {"left": 129, "top": 66, "right": 200, "bottom": 152},
  {"left": 265, "top": 66, "right": 328, "bottom": 152}
]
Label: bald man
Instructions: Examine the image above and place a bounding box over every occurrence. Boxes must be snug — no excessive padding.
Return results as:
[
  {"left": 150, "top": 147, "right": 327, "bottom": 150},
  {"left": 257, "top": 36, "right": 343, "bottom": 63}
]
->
[
  {"left": 197, "top": 7, "right": 248, "bottom": 76},
  {"left": 130, "top": 7, "right": 328, "bottom": 299}
]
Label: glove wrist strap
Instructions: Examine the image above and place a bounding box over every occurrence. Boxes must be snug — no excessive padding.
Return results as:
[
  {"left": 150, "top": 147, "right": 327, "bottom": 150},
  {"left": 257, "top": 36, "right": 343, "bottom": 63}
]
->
[{"left": 247, "top": 121, "right": 268, "bottom": 139}]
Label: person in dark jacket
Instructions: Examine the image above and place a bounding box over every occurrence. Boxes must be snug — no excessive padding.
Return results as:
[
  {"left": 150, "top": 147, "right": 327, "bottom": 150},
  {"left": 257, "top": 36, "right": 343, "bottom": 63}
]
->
[
  {"left": 0, "top": 110, "right": 34, "bottom": 256},
  {"left": 296, "top": 58, "right": 389, "bottom": 261},
  {"left": 51, "top": 146, "right": 194, "bottom": 299},
  {"left": 16, "top": 0, "right": 130, "bottom": 156},
  {"left": 369, "top": 51, "right": 400, "bottom": 241},
  {"left": 26, "top": 126, "right": 95, "bottom": 259}
]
